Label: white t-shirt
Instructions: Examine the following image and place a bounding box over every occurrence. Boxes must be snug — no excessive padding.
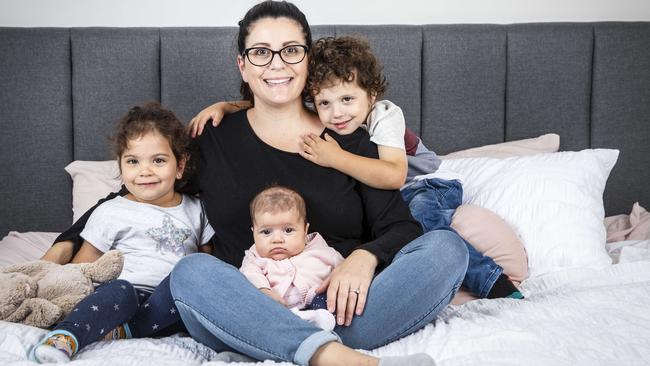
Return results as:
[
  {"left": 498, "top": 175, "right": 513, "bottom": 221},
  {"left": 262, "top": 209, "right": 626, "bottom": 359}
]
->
[
  {"left": 81, "top": 194, "right": 215, "bottom": 289},
  {"left": 362, "top": 99, "right": 442, "bottom": 185},
  {"left": 362, "top": 99, "right": 406, "bottom": 151}
]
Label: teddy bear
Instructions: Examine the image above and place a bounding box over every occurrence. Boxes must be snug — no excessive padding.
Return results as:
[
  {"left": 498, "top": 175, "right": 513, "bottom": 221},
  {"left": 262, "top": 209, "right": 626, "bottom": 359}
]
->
[{"left": 0, "top": 250, "right": 123, "bottom": 328}]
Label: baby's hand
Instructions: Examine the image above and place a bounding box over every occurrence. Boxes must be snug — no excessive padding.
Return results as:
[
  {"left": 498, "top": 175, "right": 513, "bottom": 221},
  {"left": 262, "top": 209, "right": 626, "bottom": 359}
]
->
[
  {"left": 260, "top": 288, "right": 287, "bottom": 306},
  {"left": 299, "top": 133, "right": 342, "bottom": 168}
]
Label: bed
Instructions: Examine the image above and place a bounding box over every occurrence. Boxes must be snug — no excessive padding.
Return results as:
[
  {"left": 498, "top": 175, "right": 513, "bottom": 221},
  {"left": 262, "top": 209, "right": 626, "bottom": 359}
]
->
[{"left": 1, "top": 22, "right": 649, "bottom": 365}]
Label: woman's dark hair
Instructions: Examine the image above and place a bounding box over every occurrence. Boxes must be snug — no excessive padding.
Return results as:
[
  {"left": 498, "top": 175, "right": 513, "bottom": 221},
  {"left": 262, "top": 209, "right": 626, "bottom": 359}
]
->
[
  {"left": 237, "top": 1, "right": 312, "bottom": 104},
  {"left": 307, "top": 36, "right": 387, "bottom": 102},
  {"left": 113, "top": 102, "right": 193, "bottom": 184}
]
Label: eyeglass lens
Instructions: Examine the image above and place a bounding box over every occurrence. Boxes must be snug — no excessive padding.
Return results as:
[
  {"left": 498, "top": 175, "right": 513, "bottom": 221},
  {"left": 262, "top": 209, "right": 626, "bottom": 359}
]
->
[{"left": 245, "top": 45, "right": 307, "bottom": 66}]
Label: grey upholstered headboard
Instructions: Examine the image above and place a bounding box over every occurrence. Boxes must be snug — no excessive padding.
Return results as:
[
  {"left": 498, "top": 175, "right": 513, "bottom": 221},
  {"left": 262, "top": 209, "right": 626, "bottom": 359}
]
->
[{"left": 1, "top": 22, "right": 649, "bottom": 237}]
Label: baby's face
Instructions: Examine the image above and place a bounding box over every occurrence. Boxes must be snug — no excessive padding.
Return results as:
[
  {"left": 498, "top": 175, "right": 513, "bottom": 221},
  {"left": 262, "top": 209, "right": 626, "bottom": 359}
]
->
[
  {"left": 252, "top": 208, "right": 308, "bottom": 260},
  {"left": 313, "top": 78, "right": 376, "bottom": 135}
]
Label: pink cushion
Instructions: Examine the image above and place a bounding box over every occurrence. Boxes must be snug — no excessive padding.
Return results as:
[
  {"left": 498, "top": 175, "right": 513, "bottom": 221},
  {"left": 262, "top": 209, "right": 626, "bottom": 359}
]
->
[
  {"left": 0, "top": 231, "right": 59, "bottom": 267},
  {"left": 439, "top": 133, "right": 559, "bottom": 160},
  {"left": 449, "top": 204, "right": 529, "bottom": 305},
  {"left": 605, "top": 202, "right": 650, "bottom": 242}
]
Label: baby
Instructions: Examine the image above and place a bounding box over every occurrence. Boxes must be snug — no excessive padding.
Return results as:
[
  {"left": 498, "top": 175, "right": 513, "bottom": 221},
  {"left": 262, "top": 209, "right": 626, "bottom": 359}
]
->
[{"left": 240, "top": 185, "right": 343, "bottom": 330}]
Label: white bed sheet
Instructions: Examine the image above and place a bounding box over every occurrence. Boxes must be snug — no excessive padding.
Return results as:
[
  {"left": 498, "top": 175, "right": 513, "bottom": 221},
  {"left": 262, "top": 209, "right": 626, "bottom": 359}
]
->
[{"left": 2, "top": 240, "right": 650, "bottom": 366}]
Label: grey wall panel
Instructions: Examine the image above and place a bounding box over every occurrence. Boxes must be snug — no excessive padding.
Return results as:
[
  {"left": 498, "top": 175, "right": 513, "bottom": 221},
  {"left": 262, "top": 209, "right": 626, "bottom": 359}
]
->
[
  {"left": 160, "top": 28, "right": 240, "bottom": 124},
  {"left": 0, "top": 28, "right": 72, "bottom": 235},
  {"left": 506, "top": 23, "right": 592, "bottom": 150},
  {"left": 72, "top": 28, "right": 160, "bottom": 161},
  {"left": 592, "top": 23, "right": 650, "bottom": 214},
  {"left": 422, "top": 25, "right": 506, "bottom": 154}
]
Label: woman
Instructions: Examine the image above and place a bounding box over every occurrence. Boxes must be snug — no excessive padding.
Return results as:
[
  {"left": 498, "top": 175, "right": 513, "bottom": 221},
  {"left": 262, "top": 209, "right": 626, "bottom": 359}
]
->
[{"left": 44, "top": 1, "right": 468, "bottom": 365}]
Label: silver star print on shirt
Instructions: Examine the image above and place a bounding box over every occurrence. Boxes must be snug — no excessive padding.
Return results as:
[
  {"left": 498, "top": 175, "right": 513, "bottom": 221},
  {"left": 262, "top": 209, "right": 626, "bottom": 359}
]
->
[{"left": 146, "top": 215, "right": 192, "bottom": 256}]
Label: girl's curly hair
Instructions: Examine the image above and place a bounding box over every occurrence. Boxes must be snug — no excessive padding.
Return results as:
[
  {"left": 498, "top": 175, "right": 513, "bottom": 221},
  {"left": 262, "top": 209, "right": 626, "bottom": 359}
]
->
[
  {"left": 306, "top": 36, "right": 387, "bottom": 102},
  {"left": 112, "top": 102, "right": 194, "bottom": 185}
]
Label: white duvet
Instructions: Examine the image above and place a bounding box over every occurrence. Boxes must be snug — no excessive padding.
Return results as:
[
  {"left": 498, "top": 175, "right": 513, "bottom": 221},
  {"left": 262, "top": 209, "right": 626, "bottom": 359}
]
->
[{"left": 2, "top": 240, "right": 650, "bottom": 366}]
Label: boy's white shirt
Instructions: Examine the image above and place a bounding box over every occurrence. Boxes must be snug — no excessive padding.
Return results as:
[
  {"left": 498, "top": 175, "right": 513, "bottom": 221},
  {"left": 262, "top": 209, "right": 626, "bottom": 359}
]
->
[
  {"left": 362, "top": 99, "right": 406, "bottom": 151},
  {"left": 360, "top": 99, "right": 444, "bottom": 187}
]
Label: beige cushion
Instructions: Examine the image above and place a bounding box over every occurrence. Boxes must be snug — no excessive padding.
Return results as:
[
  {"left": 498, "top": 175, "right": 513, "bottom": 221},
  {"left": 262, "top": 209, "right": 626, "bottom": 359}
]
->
[
  {"left": 440, "top": 133, "right": 559, "bottom": 160},
  {"left": 449, "top": 204, "right": 528, "bottom": 305},
  {"left": 65, "top": 160, "right": 121, "bottom": 224}
]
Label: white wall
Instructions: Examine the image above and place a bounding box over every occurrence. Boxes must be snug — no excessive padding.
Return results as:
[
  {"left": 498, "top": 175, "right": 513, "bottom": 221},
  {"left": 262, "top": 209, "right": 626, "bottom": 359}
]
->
[{"left": 1, "top": 0, "right": 650, "bottom": 27}]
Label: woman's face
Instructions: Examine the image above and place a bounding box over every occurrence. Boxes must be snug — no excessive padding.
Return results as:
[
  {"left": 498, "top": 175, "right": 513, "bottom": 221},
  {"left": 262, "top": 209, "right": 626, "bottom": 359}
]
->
[{"left": 237, "top": 17, "right": 309, "bottom": 108}]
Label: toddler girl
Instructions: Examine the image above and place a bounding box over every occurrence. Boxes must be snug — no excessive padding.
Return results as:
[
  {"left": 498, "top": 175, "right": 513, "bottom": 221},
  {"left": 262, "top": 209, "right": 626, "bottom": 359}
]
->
[{"left": 30, "top": 102, "right": 215, "bottom": 363}]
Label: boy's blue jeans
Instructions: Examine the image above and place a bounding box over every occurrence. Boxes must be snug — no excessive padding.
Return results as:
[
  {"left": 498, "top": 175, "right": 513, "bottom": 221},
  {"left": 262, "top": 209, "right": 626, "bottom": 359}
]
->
[{"left": 401, "top": 177, "right": 502, "bottom": 298}]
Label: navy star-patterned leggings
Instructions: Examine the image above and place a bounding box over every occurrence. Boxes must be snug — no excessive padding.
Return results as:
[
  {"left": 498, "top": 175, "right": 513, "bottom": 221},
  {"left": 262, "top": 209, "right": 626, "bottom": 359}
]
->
[{"left": 53, "top": 275, "right": 184, "bottom": 351}]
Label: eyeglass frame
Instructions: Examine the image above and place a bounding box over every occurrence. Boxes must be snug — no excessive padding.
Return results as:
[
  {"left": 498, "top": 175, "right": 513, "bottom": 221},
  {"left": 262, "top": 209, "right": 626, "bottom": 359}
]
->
[{"left": 241, "top": 45, "right": 309, "bottom": 67}]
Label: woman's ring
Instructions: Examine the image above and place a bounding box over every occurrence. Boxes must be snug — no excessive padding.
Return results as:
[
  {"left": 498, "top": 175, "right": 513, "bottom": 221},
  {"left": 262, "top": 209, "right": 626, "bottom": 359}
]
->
[{"left": 350, "top": 288, "right": 360, "bottom": 295}]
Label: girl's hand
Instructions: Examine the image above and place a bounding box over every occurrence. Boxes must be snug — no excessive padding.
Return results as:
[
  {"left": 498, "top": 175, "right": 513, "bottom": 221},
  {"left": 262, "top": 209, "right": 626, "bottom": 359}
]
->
[
  {"left": 317, "top": 249, "right": 378, "bottom": 326},
  {"left": 187, "top": 101, "right": 251, "bottom": 138},
  {"left": 260, "top": 288, "right": 287, "bottom": 306},
  {"left": 299, "top": 133, "right": 342, "bottom": 168}
]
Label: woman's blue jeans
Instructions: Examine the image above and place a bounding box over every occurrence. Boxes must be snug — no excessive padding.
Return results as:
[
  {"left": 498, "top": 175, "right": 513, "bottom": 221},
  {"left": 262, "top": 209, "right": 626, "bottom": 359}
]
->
[
  {"left": 401, "top": 177, "right": 503, "bottom": 298},
  {"left": 169, "top": 229, "right": 468, "bottom": 365}
]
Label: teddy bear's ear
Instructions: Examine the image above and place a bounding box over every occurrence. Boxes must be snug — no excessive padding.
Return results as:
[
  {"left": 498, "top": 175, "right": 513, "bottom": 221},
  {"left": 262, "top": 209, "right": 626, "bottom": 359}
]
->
[{"left": 79, "top": 250, "right": 124, "bottom": 283}]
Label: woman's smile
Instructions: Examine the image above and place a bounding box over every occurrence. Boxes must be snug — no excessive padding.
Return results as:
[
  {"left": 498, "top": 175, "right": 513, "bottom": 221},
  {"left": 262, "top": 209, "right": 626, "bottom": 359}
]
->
[{"left": 264, "top": 76, "right": 293, "bottom": 86}]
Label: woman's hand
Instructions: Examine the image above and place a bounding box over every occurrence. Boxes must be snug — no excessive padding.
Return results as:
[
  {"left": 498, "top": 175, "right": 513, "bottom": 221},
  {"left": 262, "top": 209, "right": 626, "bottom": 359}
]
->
[
  {"left": 260, "top": 288, "right": 287, "bottom": 306},
  {"left": 299, "top": 133, "right": 343, "bottom": 168},
  {"left": 317, "top": 249, "right": 378, "bottom": 326},
  {"left": 187, "top": 100, "right": 251, "bottom": 138}
]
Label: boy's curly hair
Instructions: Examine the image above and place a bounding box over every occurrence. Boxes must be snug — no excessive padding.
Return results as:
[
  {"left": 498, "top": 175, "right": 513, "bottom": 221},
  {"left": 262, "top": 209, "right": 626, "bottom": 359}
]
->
[{"left": 307, "top": 36, "right": 387, "bottom": 102}]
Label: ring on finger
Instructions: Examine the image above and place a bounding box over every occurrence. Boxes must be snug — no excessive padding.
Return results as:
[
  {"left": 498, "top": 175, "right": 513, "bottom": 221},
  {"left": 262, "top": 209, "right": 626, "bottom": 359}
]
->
[{"left": 349, "top": 288, "right": 360, "bottom": 295}]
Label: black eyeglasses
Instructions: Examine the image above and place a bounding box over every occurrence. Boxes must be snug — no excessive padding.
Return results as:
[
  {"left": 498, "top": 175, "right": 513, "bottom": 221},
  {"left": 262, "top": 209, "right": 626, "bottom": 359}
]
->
[{"left": 242, "top": 45, "right": 309, "bottom": 67}]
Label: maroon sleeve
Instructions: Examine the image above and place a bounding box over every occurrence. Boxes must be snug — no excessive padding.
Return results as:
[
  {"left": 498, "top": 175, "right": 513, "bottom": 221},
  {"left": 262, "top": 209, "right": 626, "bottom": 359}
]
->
[{"left": 404, "top": 127, "right": 420, "bottom": 156}]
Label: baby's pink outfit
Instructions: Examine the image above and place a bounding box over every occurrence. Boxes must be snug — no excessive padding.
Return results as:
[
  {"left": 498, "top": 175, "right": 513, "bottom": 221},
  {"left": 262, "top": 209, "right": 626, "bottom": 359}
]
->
[{"left": 240, "top": 232, "right": 344, "bottom": 330}]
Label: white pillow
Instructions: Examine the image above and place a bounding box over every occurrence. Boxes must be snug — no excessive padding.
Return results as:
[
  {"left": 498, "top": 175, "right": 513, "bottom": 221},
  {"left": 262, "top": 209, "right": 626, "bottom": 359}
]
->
[
  {"left": 440, "top": 149, "right": 619, "bottom": 277},
  {"left": 65, "top": 160, "right": 121, "bottom": 223}
]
